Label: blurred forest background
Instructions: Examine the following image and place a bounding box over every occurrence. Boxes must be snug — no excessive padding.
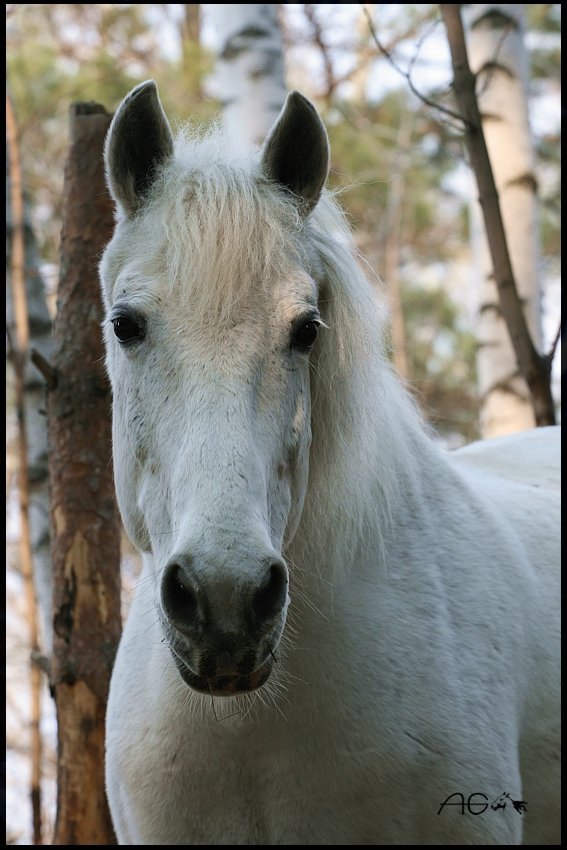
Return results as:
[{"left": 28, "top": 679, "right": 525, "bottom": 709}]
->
[{"left": 6, "top": 3, "right": 561, "bottom": 844}]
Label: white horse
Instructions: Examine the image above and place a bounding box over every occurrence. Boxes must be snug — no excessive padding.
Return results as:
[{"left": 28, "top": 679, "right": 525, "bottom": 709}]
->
[{"left": 100, "top": 81, "right": 560, "bottom": 845}]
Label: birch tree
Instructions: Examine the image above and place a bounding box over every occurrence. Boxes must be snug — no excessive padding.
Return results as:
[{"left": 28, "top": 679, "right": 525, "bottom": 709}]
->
[
  {"left": 6, "top": 91, "right": 47, "bottom": 847},
  {"left": 464, "top": 3, "right": 543, "bottom": 437},
  {"left": 208, "top": 4, "right": 287, "bottom": 149},
  {"left": 6, "top": 153, "right": 54, "bottom": 656}
]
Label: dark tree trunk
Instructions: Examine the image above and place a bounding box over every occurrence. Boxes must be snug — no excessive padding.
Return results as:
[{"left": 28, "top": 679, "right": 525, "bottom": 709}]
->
[{"left": 49, "top": 102, "right": 121, "bottom": 846}]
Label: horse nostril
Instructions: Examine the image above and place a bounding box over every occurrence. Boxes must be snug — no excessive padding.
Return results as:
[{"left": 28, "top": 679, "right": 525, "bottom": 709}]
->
[
  {"left": 161, "top": 561, "right": 199, "bottom": 630},
  {"left": 251, "top": 561, "right": 288, "bottom": 626}
]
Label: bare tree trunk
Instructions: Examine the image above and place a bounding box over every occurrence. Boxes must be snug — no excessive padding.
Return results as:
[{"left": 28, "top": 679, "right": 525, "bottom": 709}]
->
[
  {"left": 49, "top": 102, "right": 121, "bottom": 846},
  {"left": 464, "top": 3, "right": 542, "bottom": 436},
  {"left": 208, "top": 3, "right": 287, "bottom": 149},
  {"left": 441, "top": 5, "right": 555, "bottom": 429},
  {"left": 180, "top": 4, "right": 204, "bottom": 98},
  {"left": 6, "top": 90, "right": 43, "bottom": 848},
  {"left": 350, "top": 3, "right": 374, "bottom": 103},
  {"left": 183, "top": 3, "right": 200, "bottom": 43},
  {"left": 379, "top": 109, "right": 414, "bottom": 380}
]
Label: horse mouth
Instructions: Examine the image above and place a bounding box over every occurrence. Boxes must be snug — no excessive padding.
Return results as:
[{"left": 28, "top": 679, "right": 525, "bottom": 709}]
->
[{"left": 171, "top": 653, "right": 274, "bottom": 697}]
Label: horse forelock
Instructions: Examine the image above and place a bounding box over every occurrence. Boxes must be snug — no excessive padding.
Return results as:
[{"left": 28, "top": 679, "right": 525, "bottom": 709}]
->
[{"left": 127, "top": 125, "right": 305, "bottom": 327}]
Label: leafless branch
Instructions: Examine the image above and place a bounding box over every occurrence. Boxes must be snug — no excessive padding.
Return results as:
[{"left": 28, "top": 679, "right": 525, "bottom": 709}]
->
[
  {"left": 359, "top": 3, "right": 465, "bottom": 125},
  {"left": 474, "top": 17, "right": 517, "bottom": 99},
  {"left": 30, "top": 348, "right": 57, "bottom": 390},
  {"left": 545, "top": 319, "right": 563, "bottom": 368},
  {"left": 304, "top": 5, "right": 337, "bottom": 100}
]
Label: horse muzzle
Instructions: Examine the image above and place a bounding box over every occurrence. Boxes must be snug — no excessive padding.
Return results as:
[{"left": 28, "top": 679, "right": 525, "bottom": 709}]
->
[
  {"left": 169, "top": 648, "right": 274, "bottom": 696},
  {"left": 159, "top": 553, "right": 288, "bottom": 696}
]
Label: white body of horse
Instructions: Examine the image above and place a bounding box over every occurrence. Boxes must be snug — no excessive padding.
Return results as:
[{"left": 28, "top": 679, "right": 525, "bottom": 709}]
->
[{"left": 100, "top": 82, "right": 560, "bottom": 845}]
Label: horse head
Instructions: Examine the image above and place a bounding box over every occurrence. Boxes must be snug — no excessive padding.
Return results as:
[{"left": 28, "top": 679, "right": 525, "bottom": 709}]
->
[{"left": 100, "top": 81, "right": 330, "bottom": 697}]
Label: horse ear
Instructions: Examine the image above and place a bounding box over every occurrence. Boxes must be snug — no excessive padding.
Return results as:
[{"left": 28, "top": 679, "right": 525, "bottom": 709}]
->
[
  {"left": 261, "top": 91, "right": 330, "bottom": 216},
  {"left": 105, "top": 80, "right": 174, "bottom": 218}
]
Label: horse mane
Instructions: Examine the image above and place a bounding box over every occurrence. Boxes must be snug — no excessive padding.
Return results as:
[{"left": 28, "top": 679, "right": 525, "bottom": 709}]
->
[
  {"left": 122, "top": 123, "right": 433, "bottom": 564},
  {"left": 299, "top": 194, "right": 431, "bottom": 565}
]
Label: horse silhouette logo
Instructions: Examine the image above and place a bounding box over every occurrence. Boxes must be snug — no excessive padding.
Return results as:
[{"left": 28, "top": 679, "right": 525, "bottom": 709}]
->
[{"left": 491, "top": 793, "right": 527, "bottom": 814}]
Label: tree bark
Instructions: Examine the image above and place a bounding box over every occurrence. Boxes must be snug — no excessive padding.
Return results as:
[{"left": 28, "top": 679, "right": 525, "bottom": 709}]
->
[
  {"left": 49, "top": 102, "right": 121, "bottom": 846},
  {"left": 441, "top": 4, "right": 555, "bottom": 429}
]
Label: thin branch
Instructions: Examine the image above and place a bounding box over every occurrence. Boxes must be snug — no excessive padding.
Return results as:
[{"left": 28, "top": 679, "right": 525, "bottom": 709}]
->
[
  {"left": 30, "top": 348, "right": 58, "bottom": 390},
  {"left": 31, "top": 649, "right": 51, "bottom": 678},
  {"left": 408, "top": 13, "right": 442, "bottom": 81},
  {"left": 304, "top": 5, "right": 337, "bottom": 101},
  {"left": 359, "top": 3, "right": 465, "bottom": 125},
  {"left": 474, "top": 17, "right": 517, "bottom": 99},
  {"left": 545, "top": 318, "right": 563, "bottom": 368}
]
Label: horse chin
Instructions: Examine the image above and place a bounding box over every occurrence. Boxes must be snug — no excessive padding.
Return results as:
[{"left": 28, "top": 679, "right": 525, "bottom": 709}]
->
[{"left": 172, "top": 654, "right": 274, "bottom": 697}]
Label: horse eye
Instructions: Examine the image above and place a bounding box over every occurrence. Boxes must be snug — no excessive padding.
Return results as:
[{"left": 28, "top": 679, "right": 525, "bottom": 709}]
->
[
  {"left": 112, "top": 315, "right": 145, "bottom": 344},
  {"left": 291, "top": 320, "right": 319, "bottom": 352}
]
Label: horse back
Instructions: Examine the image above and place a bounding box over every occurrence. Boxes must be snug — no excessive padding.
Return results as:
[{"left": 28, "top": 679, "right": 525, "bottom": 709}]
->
[
  {"left": 450, "top": 425, "right": 560, "bottom": 491},
  {"left": 449, "top": 426, "right": 560, "bottom": 576}
]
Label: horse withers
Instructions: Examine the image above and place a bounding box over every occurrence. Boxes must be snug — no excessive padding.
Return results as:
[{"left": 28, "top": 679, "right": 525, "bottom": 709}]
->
[{"left": 99, "top": 80, "right": 560, "bottom": 845}]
